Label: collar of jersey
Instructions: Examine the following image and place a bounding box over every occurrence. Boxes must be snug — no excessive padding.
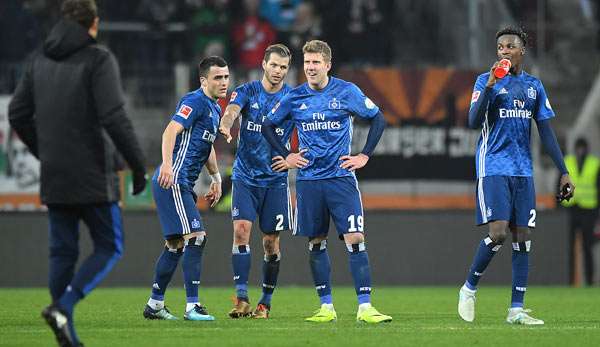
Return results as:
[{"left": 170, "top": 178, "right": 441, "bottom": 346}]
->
[
  {"left": 198, "top": 88, "right": 218, "bottom": 104},
  {"left": 260, "top": 80, "right": 288, "bottom": 96},
  {"left": 305, "top": 76, "right": 336, "bottom": 94}
]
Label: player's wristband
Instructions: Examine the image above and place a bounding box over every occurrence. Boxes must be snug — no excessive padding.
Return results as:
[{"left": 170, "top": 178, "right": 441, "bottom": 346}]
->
[{"left": 210, "top": 172, "right": 222, "bottom": 184}]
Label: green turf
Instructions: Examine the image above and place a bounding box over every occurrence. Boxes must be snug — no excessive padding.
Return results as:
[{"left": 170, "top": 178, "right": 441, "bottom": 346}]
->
[{"left": 1, "top": 287, "right": 599, "bottom": 346}]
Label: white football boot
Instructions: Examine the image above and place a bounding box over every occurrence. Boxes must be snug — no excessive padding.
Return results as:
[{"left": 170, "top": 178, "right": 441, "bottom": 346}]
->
[
  {"left": 506, "top": 308, "right": 544, "bottom": 325},
  {"left": 458, "top": 284, "right": 476, "bottom": 322}
]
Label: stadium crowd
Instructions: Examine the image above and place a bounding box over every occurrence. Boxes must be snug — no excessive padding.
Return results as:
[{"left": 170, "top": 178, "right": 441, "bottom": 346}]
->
[{"left": 0, "top": 0, "right": 401, "bottom": 95}]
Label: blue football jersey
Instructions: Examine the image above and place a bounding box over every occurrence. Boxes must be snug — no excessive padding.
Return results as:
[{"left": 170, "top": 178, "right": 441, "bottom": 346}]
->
[
  {"left": 269, "top": 77, "right": 379, "bottom": 180},
  {"left": 169, "top": 89, "right": 221, "bottom": 190},
  {"left": 471, "top": 71, "right": 554, "bottom": 178},
  {"left": 229, "top": 81, "right": 293, "bottom": 187}
]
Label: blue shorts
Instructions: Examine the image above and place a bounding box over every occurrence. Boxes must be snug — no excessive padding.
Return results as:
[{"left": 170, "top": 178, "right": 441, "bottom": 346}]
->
[
  {"left": 476, "top": 176, "right": 536, "bottom": 228},
  {"left": 152, "top": 179, "right": 205, "bottom": 239},
  {"left": 295, "top": 176, "right": 364, "bottom": 238},
  {"left": 231, "top": 180, "right": 291, "bottom": 234}
]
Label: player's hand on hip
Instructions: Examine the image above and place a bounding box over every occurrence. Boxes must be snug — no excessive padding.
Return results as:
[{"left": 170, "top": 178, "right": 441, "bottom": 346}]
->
[
  {"left": 204, "top": 182, "right": 222, "bottom": 208},
  {"left": 158, "top": 163, "right": 174, "bottom": 189},
  {"left": 340, "top": 153, "right": 369, "bottom": 172},
  {"left": 486, "top": 61, "right": 500, "bottom": 87},
  {"left": 559, "top": 173, "right": 575, "bottom": 200},
  {"left": 271, "top": 156, "right": 291, "bottom": 172},
  {"left": 285, "top": 149, "right": 309, "bottom": 169},
  {"left": 219, "top": 125, "right": 232, "bottom": 143}
]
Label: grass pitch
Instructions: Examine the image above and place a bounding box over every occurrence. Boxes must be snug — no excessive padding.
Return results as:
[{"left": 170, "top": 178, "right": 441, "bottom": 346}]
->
[{"left": 1, "top": 286, "right": 599, "bottom": 346}]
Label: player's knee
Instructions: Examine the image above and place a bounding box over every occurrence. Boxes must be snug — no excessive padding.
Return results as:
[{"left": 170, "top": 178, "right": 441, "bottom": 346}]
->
[
  {"left": 165, "top": 237, "right": 184, "bottom": 250},
  {"left": 512, "top": 227, "right": 531, "bottom": 243},
  {"left": 488, "top": 230, "right": 507, "bottom": 244},
  {"left": 343, "top": 232, "right": 364, "bottom": 245},
  {"left": 488, "top": 223, "right": 508, "bottom": 244},
  {"left": 308, "top": 237, "right": 327, "bottom": 252},
  {"left": 343, "top": 232, "right": 366, "bottom": 253},
  {"left": 309, "top": 235, "right": 327, "bottom": 244},
  {"left": 262, "top": 234, "right": 280, "bottom": 256},
  {"left": 233, "top": 221, "right": 251, "bottom": 245},
  {"left": 184, "top": 232, "right": 207, "bottom": 248},
  {"left": 234, "top": 232, "right": 250, "bottom": 245},
  {"left": 511, "top": 229, "right": 532, "bottom": 252}
]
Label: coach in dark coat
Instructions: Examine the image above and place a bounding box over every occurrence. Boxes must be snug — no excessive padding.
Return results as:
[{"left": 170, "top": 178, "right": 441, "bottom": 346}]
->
[
  {"left": 9, "top": 13, "right": 145, "bottom": 203},
  {"left": 8, "top": 1, "right": 146, "bottom": 346}
]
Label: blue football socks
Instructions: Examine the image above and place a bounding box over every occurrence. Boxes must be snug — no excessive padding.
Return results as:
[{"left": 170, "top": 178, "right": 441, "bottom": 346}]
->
[
  {"left": 151, "top": 247, "right": 183, "bottom": 301},
  {"left": 347, "top": 242, "right": 372, "bottom": 305},
  {"left": 465, "top": 236, "right": 502, "bottom": 290},
  {"left": 183, "top": 236, "right": 206, "bottom": 305},
  {"left": 259, "top": 253, "right": 280, "bottom": 307},
  {"left": 511, "top": 241, "right": 530, "bottom": 308},
  {"left": 309, "top": 241, "right": 332, "bottom": 305},
  {"left": 232, "top": 244, "right": 251, "bottom": 301}
]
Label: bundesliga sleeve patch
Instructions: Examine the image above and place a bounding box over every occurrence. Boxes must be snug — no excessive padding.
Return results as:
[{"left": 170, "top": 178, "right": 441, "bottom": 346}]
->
[
  {"left": 364, "top": 97, "right": 375, "bottom": 109},
  {"left": 229, "top": 91, "right": 237, "bottom": 102},
  {"left": 471, "top": 91, "right": 481, "bottom": 104},
  {"left": 545, "top": 98, "right": 552, "bottom": 110},
  {"left": 176, "top": 104, "right": 193, "bottom": 119}
]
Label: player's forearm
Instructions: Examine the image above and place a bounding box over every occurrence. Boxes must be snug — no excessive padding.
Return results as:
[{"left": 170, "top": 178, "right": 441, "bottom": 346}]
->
[
  {"left": 261, "top": 119, "right": 290, "bottom": 157},
  {"left": 220, "top": 106, "right": 240, "bottom": 131},
  {"left": 537, "top": 119, "right": 568, "bottom": 175},
  {"left": 205, "top": 146, "right": 219, "bottom": 175},
  {"left": 468, "top": 87, "right": 492, "bottom": 129},
  {"left": 161, "top": 126, "right": 178, "bottom": 167},
  {"left": 361, "top": 111, "right": 385, "bottom": 156}
]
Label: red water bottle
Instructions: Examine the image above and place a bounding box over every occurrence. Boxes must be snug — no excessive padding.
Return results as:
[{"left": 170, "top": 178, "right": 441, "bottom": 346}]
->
[{"left": 493, "top": 59, "right": 511, "bottom": 78}]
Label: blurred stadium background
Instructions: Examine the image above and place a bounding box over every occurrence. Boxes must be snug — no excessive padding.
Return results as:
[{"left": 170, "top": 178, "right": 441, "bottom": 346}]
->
[{"left": 1, "top": 0, "right": 600, "bottom": 289}]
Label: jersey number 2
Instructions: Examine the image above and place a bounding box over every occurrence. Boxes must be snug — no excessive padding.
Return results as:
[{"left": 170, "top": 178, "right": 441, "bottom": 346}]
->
[
  {"left": 275, "top": 214, "right": 284, "bottom": 231},
  {"left": 528, "top": 209, "right": 536, "bottom": 227}
]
